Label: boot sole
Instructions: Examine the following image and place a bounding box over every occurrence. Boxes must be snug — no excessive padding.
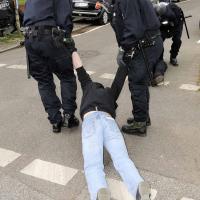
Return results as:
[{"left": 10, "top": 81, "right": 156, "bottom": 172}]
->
[
  {"left": 154, "top": 75, "right": 164, "bottom": 85},
  {"left": 127, "top": 119, "right": 151, "bottom": 127},
  {"left": 137, "top": 182, "right": 151, "bottom": 200},
  {"left": 122, "top": 129, "right": 147, "bottom": 137}
]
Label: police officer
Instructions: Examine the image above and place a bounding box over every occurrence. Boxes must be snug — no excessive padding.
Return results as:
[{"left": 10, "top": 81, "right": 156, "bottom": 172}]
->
[
  {"left": 107, "top": 0, "right": 164, "bottom": 136},
  {"left": 23, "top": 0, "right": 79, "bottom": 133},
  {"left": 154, "top": 1, "right": 184, "bottom": 66}
]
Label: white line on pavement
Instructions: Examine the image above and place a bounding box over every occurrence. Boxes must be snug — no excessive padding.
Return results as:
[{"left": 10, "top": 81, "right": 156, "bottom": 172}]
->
[
  {"left": 157, "top": 81, "right": 170, "bottom": 86},
  {"left": 20, "top": 159, "right": 78, "bottom": 186},
  {"left": 178, "top": 0, "right": 191, "bottom": 4},
  {"left": 86, "top": 71, "right": 95, "bottom": 75},
  {"left": 73, "top": 24, "right": 109, "bottom": 38},
  {"left": 179, "top": 84, "right": 200, "bottom": 91},
  {"left": 107, "top": 178, "right": 157, "bottom": 200},
  {"left": 0, "top": 64, "right": 6, "bottom": 68},
  {"left": 100, "top": 73, "right": 115, "bottom": 80},
  {"left": 7, "top": 65, "right": 26, "bottom": 69},
  {"left": 0, "top": 147, "right": 21, "bottom": 167},
  {"left": 181, "top": 198, "right": 194, "bottom": 200}
]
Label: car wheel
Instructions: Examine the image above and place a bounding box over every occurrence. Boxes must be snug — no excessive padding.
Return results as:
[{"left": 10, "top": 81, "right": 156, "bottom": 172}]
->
[{"left": 98, "top": 11, "right": 109, "bottom": 25}]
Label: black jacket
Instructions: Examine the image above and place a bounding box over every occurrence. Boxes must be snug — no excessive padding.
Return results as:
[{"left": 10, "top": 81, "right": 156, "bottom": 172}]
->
[
  {"left": 23, "top": 0, "right": 73, "bottom": 34},
  {"left": 76, "top": 65, "right": 128, "bottom": 120},
  {"left": 110, "top": 0, "right": 160, "bottom": 50},
  {"left": 160, "top": 3, "right": 183, "bottom": 26}
]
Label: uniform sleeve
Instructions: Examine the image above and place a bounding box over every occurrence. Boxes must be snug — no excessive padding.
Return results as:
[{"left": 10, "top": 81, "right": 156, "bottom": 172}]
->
[
  {"left": 110, "top": 64, "right": 128, "bottom": 102},
  {"left": 55, "top": 0, "right": 73, "bottom": 34},
  {"left": 119, "top": 0, "right": 145, "bottom": 51}
]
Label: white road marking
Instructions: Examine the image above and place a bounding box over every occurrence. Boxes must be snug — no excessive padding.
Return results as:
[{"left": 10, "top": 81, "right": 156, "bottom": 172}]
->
[
  {"left": 73, "top": 24, "right": 109, "bottom": 38},
  {"left": 157, "top": 81, "right": 170, "bottom": 86},
  {"left": 0, "top": 64, "right": 6, "bottom": 68},
  {"left": 20, "top": 159, "right": 78, "bottom": 186},
  {"left": 197, "top": 40, "right": 200, "bottom": 44},
  {"left": 181, "top": 198, "right": 194, "bottom": 200},
  {"left": 107, "top": 178, "right": 157, "bottom": 200},
  {"left": 0, "top": 148, "right": 21, "bottom": 167},
  {"left": 179, "top": 84, "right": 200, "bottom": 91},
  {"left": 86, "top": 71, "right": 95, "bottom": 75},
  {"left": 7, "top": 65, "right": 26, "bottom": 70},
  {"left": 100, "top": 73, "right": 115, "bottom": 80},
  {"left": 178, "top": 0, "right": 191, "bottom": 4}
]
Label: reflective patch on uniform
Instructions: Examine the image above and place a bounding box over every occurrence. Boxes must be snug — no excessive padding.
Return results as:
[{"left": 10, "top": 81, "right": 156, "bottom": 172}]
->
[
  {"left": 100, "top": 73, "right": 115, "bottom": 80},
  {"left": 7, "top": 65, "right": 26, "bottom": 69},
  {"left": 181, "top": 198, "right": 194, "bottom": 200},
  {"left": 197, "top": 40, "right": 200, "bottom": 44},
  {"left": 179, "top": 84, "right": 200, "bottom": 91}
]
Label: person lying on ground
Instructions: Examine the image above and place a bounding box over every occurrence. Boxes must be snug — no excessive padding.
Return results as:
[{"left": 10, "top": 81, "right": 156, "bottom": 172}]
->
[{"left": 72, "top": 51, "right": 152, "bottom": 200}]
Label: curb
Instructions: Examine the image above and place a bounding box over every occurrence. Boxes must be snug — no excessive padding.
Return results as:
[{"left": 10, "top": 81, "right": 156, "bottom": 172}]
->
[
  {"left": 0, "top": 43, "right": 24, "bottom": 54},
  {"left": 0, "top": 24, "right": 91, "bottom": 54}
]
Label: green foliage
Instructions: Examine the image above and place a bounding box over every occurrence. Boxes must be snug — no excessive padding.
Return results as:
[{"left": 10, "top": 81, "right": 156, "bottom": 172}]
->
[{"left": 18, "top": 0, "right": 25, "bottom": 5}]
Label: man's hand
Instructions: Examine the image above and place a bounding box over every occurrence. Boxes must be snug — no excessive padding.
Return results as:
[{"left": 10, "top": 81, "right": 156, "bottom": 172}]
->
[
  {"left": 72, "top": 52, "right": 83, "bottom": 69},
  {"left": 117, "top": 48, "right": 126, "bottom": 67}
]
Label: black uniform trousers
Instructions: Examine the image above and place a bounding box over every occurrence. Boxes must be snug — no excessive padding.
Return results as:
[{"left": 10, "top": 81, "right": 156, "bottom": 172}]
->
[
  {"left": 128, "top": 36, "right": 163, "bottom": 122},
  {"left": 25, "top": 34, "right": 77, "bottom": 124},
  {"left": 162, "top": 21, "right": 183, "bottom": 59},
  {"left": 153, "top": 21, "right": 183, "bottom": 77}
]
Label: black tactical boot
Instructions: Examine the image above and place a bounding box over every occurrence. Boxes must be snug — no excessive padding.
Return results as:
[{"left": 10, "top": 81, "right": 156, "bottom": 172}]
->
[
  {"left": 136, "top": 182, "right": 151, "bottom": 200},
  {"left": 63, "top": 114, "right": 79, "bottom": 128},
  {"left": 122, "top": 120, "right": 147, "bottom": 136},
  {"left": 170, "top": 57, "right": 179, "bottom": 66},
  {"left": 52, "top": 120, "right": 63, "bottom": 133},
  {"left": 127, "top": 117, "right": 151, "bottom": 126},
  {"left": 153, "top": 74, "right": 164, "bottom": 85},
  {"left": 97, "top": 188, "right": 111, "bottom": 200}
]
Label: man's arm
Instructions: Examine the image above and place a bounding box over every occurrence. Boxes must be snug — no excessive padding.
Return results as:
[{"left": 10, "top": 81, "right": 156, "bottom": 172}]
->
[
  {"left": 72, "top": 52, "right": 92, "bottom": 90},
  {"left": 110, "top": 64, "right": 128, "bottom": 102}
]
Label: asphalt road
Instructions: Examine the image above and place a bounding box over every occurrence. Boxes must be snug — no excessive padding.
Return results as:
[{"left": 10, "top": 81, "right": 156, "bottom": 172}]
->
[{"left": 0, "top": 0, "right": 200, "bottom": 200}]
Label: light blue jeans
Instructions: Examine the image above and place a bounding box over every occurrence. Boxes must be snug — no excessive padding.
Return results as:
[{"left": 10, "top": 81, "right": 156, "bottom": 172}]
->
[{"left": 82, "top": 111, "right": 143, "bottom": 200}]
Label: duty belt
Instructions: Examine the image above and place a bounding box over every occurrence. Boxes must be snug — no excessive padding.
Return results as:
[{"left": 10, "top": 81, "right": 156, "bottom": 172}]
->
[{"left": 24, "top": 26, "right": 70, "bottom": 38}]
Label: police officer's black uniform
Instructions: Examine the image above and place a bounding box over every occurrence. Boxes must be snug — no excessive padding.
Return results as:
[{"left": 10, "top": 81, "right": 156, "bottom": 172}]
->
[
  {"left": 158, "top": 2, "right": 184, "bottom": 66},
  {"left": 108, "top": 0, "right": 164, "bottom": 136},
  {"left": 23, "top": 0, "right": 79, "bottom": 133}
]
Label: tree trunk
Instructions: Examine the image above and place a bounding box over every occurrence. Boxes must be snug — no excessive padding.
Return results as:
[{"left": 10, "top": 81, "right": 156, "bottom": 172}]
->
[{"left": 13, "top": 0, "right": 21, "bottom": 32}]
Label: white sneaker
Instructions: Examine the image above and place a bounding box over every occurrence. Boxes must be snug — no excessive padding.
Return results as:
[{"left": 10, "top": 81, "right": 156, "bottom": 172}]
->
[
  {"left": 97, "top": 188, "right": 111, "bottom": 200},
  {"left": 136, "top": 182, "right": 151, "bottom": 200}
]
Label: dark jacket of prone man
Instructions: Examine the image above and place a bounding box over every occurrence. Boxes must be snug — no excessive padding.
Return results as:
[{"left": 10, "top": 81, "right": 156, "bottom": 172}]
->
[
  {"left": 76, "top": 65, "right": 128, "bottom": 120},
  {"left": 23, "top": 0, "right": 73, "bottom": 34}
]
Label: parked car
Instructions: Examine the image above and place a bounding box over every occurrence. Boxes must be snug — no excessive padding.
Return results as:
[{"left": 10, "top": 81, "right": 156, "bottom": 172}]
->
[{"left": 72, "top": 0, "right": 109, "bottom": 25}]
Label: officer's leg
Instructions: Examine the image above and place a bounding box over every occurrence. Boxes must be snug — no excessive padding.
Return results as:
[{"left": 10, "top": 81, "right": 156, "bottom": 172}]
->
[
  {"left": 27, "top": 51, "right": 63, "bottom": 130},
  {"left": 53, "top": 47, "right": 79, "bottom": 128},
  {"left": 170, "top": 22, "right": 183, "bottom": 66},
  {"left": 122, "top": 53, "right": 148, "bottom": 136}
]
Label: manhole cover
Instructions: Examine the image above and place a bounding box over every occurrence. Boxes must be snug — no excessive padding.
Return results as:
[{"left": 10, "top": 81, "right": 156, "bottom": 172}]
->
[{"left": 79, "top": 50, "right": 100, "bottom": 59}]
